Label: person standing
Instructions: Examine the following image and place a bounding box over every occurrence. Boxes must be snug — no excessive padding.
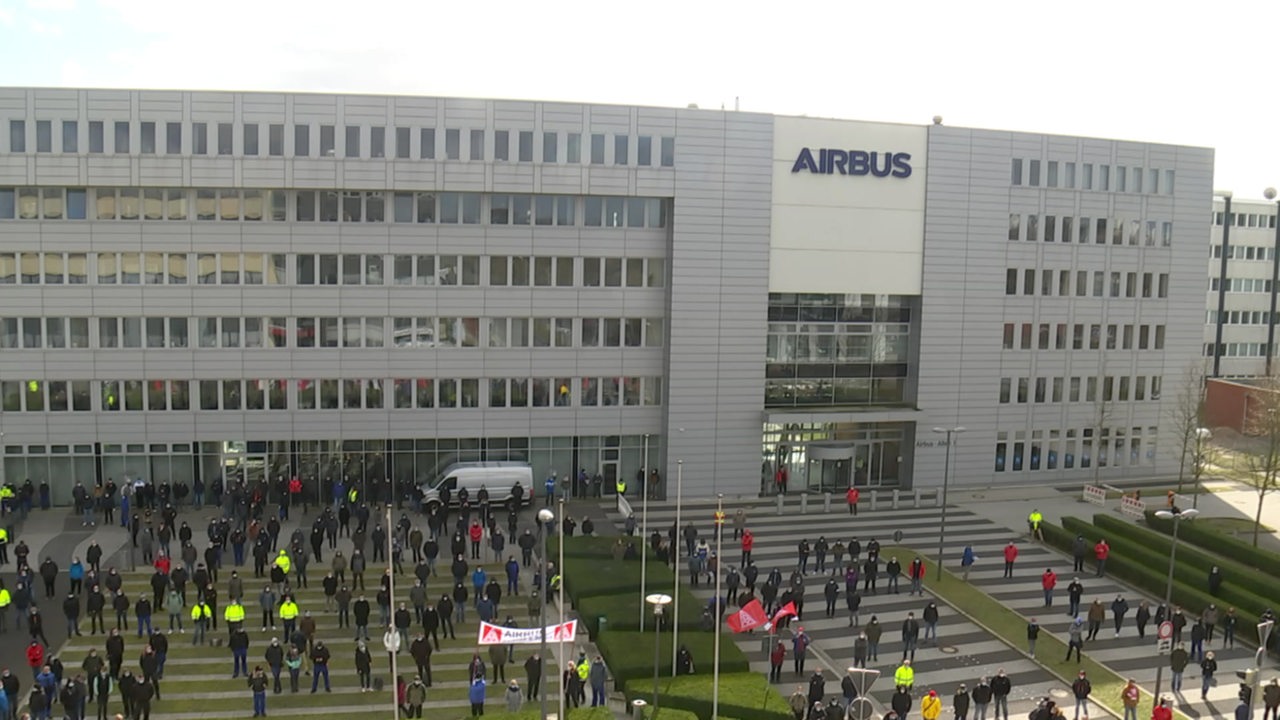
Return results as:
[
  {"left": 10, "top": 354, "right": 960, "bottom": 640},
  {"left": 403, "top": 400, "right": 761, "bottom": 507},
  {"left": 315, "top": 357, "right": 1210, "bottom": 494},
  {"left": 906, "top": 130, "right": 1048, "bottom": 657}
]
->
[
  {"left": 248, "top": 665, "right": 268, "bottom": 717},
  {"left": 1199, "top": 651, "right": 1217, "bottom": 700},
  {"left": 1041, "top": 569, "right": 1056, "bottom": 607},
  {"left": 1026, "top": 618, "right": 1040, "bottom": 658},
  {"left": 1135, "top": 600, "right": 1151, "bottom": 639},
  {"left": 92, "top": 667, "right": 112, "bottom": 720},
  {"left": 355, "top": 640, "right": 373, "bottom": 692},
  {"left": 1066, "top": 618, "right": 1085, "bottom": 663},
  {"left": 1190, "top": 619, "right": 1207, "bottom": 662},
  {"left": 990, "top": 669, "right": 1011, "bottom": 720},
  {"left": 901, "top": 613, "right": 920, "bottom": 662},
  {"left": 921, "top": 689, "right": 942, "bottom": 720},
  {"left": 1027, "top": 509, "right": 1044, "bottom": 541},
  {"left": 908, "top": 557, "right": 926, "bottom": 596},
  {"left": 865, "top": 617, "right": 882, "bottom": 662},
  {"left": 1002, "top": 543, "right": 1018, "bottom": 579},
  {"left": 770, "top": 640, "right": 786, "bottom": 682},
  {"left": 523, "top": 653, "right": 541, "bottom": 702},
  {"left": 1111, "top": 595, "right": 1129, "bottom": 637},
  {"left": 1070, "top": 671, "right": 1091, "bottom": 720},
  {"left": 469, "top": 676, "right": 487, "bottom": 716},
  {"left": 845, "top": 487, "right": 859, "bottom": 516},
  {"left": 923, "top": 602, "right": 939, "bottom": 646},
  {"left": 961, "top": 545, "right": 976, "bottom": 582},
  {"left": 971, "top": 678, "right": 992, "bottom": 720},
  {"left": 406, "top": 675, "right": 429, "bottom": 718},
  {"left": 1120, "top": 678, "right": 1139, "bottom": 720},
  {"left": 793, "top": 628, "right": 811, "bottom": 676},
  {"left": 1066, "top": 578, "right": 1084, "bottom": 618},
  {"left": 1071, "top": 534, "right": 1087, "bottom": 572},
  {"left": 1093, "top": 539, "right": 1110, "bottom": 577},
  {"left": 230, "top": 628, "right": 250, "bottom": 678},
  {"left": 1262, "top": 678, "right": 1280, "bottom": 720},
  {"left": 1169, "top": 643, "right": 1188, "bottom": 692},
  {"left": 1086, "top": 600, "right": 1105, "bottom": 642}
]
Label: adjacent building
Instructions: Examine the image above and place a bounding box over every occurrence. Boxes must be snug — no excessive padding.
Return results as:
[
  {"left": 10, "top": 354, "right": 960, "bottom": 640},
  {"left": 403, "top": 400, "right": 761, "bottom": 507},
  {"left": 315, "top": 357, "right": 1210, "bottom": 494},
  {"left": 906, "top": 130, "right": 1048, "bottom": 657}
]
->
[
  {"left": 1205, "top": 197, "right": 1280, "bottom": 378},
  {"left": 0, "top": 88, "right": 1214, "bottom": 502}
]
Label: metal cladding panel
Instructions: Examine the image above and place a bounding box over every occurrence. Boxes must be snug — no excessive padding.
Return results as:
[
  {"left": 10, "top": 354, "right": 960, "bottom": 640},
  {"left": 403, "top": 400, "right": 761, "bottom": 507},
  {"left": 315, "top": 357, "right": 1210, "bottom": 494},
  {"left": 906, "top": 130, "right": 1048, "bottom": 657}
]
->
[{"left": 915, "top": 125, "right": 1213, "bottom": 489}]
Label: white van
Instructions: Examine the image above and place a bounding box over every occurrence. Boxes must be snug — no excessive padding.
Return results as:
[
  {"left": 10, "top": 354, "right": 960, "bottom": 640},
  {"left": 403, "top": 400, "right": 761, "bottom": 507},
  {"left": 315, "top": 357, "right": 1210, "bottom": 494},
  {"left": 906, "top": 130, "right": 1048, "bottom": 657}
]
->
[{"left": 419, "top": 461, "right": 532, "bottom": 510}]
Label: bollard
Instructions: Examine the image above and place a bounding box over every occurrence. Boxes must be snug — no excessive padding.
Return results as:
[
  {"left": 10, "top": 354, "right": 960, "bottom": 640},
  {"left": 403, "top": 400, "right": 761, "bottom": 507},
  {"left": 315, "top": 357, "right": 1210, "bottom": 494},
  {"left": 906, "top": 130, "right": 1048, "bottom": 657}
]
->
[
  {"left": 801, "top": 493, "right": 809, "bottom": 514},
  {"left": 870, "top": 490, "right": 878, "bottom": 511},
  {"left": 631, "top": 699, "right": 648, "bottom": 717},
  {"left": 776, "top": 493, "right": 784, "bottom": 516},
  {"left": 823, "top": 491, "right": 832, "bottom": 513},
  {"left": 913, "top": 489, "right": 921, "bottom": 508},
  {"left": 892, "top": 489, "right": 900, "bottom": 509}
]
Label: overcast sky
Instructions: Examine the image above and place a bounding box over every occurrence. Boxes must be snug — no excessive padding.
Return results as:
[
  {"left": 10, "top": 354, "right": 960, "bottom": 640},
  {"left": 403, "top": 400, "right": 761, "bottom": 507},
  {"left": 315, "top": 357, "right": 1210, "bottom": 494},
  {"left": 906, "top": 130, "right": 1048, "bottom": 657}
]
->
[{"left": 2, "top": 0, "right": 1276, "bottom": 201}]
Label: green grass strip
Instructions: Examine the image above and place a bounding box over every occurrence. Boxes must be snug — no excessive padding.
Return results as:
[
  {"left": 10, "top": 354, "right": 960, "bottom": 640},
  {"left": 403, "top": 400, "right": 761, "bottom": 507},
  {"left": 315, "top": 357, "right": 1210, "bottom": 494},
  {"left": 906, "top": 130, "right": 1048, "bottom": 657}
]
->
[{"left": 883, "top": 545, "right": 1190, "bottom": 720}]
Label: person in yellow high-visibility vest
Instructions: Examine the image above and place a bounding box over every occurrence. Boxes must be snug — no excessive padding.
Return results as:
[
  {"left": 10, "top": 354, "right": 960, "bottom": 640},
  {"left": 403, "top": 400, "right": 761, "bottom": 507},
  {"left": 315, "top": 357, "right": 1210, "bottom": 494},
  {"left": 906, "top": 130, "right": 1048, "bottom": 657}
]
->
[
  {"left": 615, "top": 478, "right": 626, "bottom": 497},
  {"left": 1027, "top": 509, "right": 1044, "bottom": 541},
  {"left": 0, "top": 583, "right": 10, "bottom": 632},
  {"left": 347, "top": 488, "right": 358, "bottom": 505},
  {"left": 713, "top": 510, "right": 726, "bottom": 540},
  {"left": 225, "top": 600, "right": 246, "bottom": 636},
  {"left": 274, "top": 549, "right": 291, "bottom": 575},
  {"left": 279, "top": 595, "right": 299, "bottom": 637},
  {"left": 190, "top": 601, "right": 212, "bottom": 645},
  {"left": 0, "top": 524, "right": 9, "bottom": 565},
  {"left": 894, "top": 660, "right": 914, "bottom": 691}
]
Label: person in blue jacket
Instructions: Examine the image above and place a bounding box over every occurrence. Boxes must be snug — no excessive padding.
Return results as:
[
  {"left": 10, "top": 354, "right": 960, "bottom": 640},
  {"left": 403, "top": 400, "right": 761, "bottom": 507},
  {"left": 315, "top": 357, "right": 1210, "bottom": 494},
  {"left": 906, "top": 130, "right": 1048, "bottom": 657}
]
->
[{"left": 469, "top": 676, "right": 487, "bottom": 716}]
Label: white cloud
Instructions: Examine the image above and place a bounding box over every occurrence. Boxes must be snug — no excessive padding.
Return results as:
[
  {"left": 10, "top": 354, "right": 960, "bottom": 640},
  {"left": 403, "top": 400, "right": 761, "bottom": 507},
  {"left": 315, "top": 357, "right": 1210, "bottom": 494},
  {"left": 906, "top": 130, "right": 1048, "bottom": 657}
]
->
[
  {"left": 27, "top": 17, "right": 61, "bottom": 35},
  {"left": 25, "top": 0, "right": 75, "bottom": 10}
]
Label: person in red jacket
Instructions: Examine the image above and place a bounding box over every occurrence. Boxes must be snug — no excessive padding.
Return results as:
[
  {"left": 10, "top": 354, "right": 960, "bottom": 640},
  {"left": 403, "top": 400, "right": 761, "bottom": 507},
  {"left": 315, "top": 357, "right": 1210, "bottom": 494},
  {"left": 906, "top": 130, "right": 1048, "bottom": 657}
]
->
[
  {"left": 908, "top": 557, "right": 926, "bottom": 596},
  {"left": 26, "top": 640, "right": 44, "bottom": 679},
  {"left": 468, "top": 521, "right": 484, "bottom": 560},
  {"left": 1041, "top": 569, "right": 1057, "bottom": 607},
  {"left": 769, "top": 640, "right": 785, "bottom": 684},
  {"left": 1002, "top": 543, "right": 1018, "bottom": 579},
  {"left": 845, "top": 488, "right": 860, "bottom": 516},
  {"left": 154, "top": 553, "right": 171, "bottom": 576},
  {"left": 1152, "top": 697, "right": 1173, "bottom": 720},
  {"left": 1094, "top": 539, "right": 1110, "bottom": 577},
  {"left": 741, "top": 530, "right": 754, "bottom": 566}
]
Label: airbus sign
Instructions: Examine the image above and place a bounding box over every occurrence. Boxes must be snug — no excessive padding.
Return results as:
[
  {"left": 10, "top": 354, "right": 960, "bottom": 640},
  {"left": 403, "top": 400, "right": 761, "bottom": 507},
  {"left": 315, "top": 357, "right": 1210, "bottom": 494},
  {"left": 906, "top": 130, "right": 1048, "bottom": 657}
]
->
[{"left": 791, "top": 147, "right": 912, "bottom": 178}]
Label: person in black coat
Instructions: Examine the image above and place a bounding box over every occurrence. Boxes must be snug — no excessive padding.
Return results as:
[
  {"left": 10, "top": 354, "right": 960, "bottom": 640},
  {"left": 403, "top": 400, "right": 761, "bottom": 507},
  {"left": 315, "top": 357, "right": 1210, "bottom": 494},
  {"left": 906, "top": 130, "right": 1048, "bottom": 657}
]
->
[
  {"left": 675, "top": 645, "right": 694, "bottom": 675},
  {"left": 890, "top": 686, "right": 912, "bottom": 718},
  {"left": 808, "top": 670, "right": 826, "bottom": 704}
]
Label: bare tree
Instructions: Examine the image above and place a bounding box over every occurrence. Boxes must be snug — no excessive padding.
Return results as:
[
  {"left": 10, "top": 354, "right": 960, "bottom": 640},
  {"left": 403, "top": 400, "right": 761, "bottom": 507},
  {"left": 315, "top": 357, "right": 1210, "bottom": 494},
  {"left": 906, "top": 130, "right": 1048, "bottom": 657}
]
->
[
  {"left": 1167, "top": 363, "right": 1208, "bottom": 494},
  {"left": 1091, "top": 372, "right": 1114, "bottom": 486},
  {"left": 1241, "top": 374, "right": 1280, "bottom": 546}
]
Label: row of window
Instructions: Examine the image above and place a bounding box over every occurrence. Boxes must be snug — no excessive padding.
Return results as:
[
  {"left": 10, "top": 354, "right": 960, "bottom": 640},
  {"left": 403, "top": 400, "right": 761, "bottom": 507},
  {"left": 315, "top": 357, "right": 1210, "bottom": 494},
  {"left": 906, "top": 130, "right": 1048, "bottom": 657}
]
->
[
  {"left": 998, "top": 375, "right": 1163, "bottom": 405},
  {"left": 0, "top": 315, "right": 666, "bottom": 350},
  {"left": 0, "top": 188, "right": 669, "bottom": 228},
  {"left": 1002, "top": 322, "right": 1167, "bottom": 351},
  {"left": 1008, "top": 213, "right": 1174, "bottom": 246},
  {"left": 1208, "top": 278, "right": 1278, "bottom": 293},
  {"left": 765, "top": 323, "right": 911, "bottom": 365},
  {"left": 1205, "top": 310, "right": 1279, "bottom": 325},
  {"left": 0, "top": 376, "right": 665, "bottom": 413},
  {"left": 763, "top": 378, "right": 907, "bottom": 408},
  {"left": 995, "top": 426, "right": 1159, "bottom": 472},
  {"left": 1202, "top": 343, "right": 1278, "bottom": 358},
  {"left": 1213, "top": 212, "right": 1278, "bottom": 229},
  {"left": 1011, "top": 159, "right": 1174, "bottom": 195},
  {"left": 6, "top": 119, "right": 677, "bottom": 167},
  {"left": 1004, "top": 268, "right": 1171, "bottom": 299},
  {"left": 0, "top": 252, "right": 667, "bottom": 289},
  {"left": 1210, "top": 244, "right": 1277, "bottom": 261}
]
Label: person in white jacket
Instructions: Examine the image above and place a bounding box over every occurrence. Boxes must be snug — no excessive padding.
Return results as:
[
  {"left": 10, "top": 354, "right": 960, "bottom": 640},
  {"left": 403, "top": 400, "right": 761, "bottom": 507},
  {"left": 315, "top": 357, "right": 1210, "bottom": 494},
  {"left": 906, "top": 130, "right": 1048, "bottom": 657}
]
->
[
  {"left": 505, "top": 679, "right": 523, "bottom": 712},
  {"left": 383, "top": 625, "right": 402, "bottom": 672}
]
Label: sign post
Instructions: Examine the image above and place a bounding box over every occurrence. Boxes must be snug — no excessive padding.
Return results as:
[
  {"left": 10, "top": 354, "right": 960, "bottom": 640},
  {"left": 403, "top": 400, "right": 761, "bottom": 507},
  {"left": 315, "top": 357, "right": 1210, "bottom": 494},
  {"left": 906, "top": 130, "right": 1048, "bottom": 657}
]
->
[{"left": 1156, "top": 620, "right": 1173, "bottom": 654}]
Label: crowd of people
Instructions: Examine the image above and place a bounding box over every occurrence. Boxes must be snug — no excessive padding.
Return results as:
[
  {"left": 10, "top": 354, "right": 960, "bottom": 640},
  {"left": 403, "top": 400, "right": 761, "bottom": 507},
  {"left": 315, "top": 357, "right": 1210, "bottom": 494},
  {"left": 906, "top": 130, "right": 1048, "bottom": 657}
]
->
[{"left": 0, "top": 474, "right": 601, "bottom": 720}]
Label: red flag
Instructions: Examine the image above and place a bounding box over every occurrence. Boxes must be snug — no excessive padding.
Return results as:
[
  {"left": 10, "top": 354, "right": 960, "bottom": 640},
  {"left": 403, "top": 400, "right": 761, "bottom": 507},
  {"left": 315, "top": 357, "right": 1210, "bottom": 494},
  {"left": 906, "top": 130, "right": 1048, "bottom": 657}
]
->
[
  {"left": 763, "top": 601, "right": 798, "bottom": 631},
  {"left": 725, "top": 599, "right": 767, "bottom": 633}
]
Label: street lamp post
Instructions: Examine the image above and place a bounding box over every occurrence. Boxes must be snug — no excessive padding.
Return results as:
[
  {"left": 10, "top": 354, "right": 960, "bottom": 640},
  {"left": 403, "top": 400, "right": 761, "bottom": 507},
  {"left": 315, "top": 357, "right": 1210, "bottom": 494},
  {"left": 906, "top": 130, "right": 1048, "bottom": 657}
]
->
[
  {"left": 385, "top": 503, "right": 399, "bottom": 720},
  {"left": 640, "top": 433, "right": 650, "bottom": 632},
  {"left": 713, "top": 493, "right": 723, "bottom": 720},
  {"left": 1213, "top": 191, "right": 1234, "bottom": 378},
  {"left": 931, "top": 427, "right": 966, "bottom": 581},
  {"left": 557, "top": 497, "right": 566, "bottom": 720},
  {"left": 1151, "top": 507, "right": 1199, "bottom": 711},
  {"left": 646, "top": 593, "right": 673, "bottom": 714},
  {"left": 1192, "top": 428, "right": 1211, "bottom": 510},
  {"left": 671, "top": 458, "right": 683, "bottom": 674},
  {"left": 536, "top": 507, "right": 555, "bottom": 720}
]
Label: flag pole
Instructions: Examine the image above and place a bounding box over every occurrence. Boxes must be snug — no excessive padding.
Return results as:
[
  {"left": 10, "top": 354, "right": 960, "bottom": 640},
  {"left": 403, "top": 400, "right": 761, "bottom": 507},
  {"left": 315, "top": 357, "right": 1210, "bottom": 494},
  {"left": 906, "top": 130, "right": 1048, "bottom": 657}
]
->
[{"left": 713, "top": 493, "right": 723, "bottom": 720}]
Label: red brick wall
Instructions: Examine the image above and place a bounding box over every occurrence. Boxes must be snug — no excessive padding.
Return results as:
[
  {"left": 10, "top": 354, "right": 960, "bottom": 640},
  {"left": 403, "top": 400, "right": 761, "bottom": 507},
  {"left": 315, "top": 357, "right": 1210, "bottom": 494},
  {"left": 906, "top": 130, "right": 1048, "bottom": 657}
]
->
[{"left": 1205, "top": 379, "right": 1256, "bottom": 434}]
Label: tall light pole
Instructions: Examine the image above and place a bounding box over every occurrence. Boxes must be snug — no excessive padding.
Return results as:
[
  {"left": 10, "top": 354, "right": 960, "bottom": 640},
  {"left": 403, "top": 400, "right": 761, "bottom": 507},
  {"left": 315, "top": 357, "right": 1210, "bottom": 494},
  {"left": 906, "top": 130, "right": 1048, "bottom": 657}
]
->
[
  {"left": 931, "top": 427, "right": 965, "bottom": 581},
  {"left": 557, "top": 496, "right": 566, "bottom": 720},
  {"left": 385, "top": 503, "right": 398, "bottom": 720},
  {"left": 1213, "top": 190, "right": 1234, "bottom": 378},
  {"left": 1192, "top": 428, "right": 1211, "bottom": 509},
  {"left": 1265, "top": 187, "right": 1280, "bottom": 377},
  {"left": 646, "top": 593, "right": 672, "bottom": 714},
  {"left": 671, "top": 458, "right": 683, "bottom": 674},
  {"left": 712, "top": 493, "right": 724, "bottom": 719},
  {"left": 536, "top": 506, "right": 555, "bottom": 720},
  {"left": 640, "top": 433, "right": 650, "bottom": 632},
  {"left": 1151, "top": 507, "right": 1199, "bottom": 711}
]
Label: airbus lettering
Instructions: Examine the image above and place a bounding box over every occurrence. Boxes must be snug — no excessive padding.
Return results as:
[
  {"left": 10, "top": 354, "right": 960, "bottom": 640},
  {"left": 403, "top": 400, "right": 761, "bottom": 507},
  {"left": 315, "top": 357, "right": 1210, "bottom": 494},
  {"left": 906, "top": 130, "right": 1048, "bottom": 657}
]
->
[{"left": 791, "top": 148, "right": 912, "bottom": 178}]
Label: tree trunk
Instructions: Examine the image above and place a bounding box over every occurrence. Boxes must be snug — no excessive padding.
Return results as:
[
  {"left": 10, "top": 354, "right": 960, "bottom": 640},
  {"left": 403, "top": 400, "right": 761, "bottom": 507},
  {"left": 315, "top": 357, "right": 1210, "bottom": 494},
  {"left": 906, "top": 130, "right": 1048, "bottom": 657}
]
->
[{"left": 1254, "top": 487, "right": 1266, "bottom": 548}]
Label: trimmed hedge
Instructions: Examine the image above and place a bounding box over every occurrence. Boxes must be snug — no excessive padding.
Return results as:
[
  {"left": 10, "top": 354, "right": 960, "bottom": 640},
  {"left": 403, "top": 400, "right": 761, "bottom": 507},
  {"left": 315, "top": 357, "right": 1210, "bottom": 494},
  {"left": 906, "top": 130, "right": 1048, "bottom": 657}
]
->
[
  {"left": 1089, "top": 514, "right": 1279, "bottom": 615},
  {"left": 551, "top": 535, "right": 632, "bottom": 560},
  {"left": 624, "top": 673, "right": 793, "bottom": 720},
  {"left": 576, "top": 590, "right": 706, "bottom": 637},
  {"left": 1143, "top": 509, "right": 1279, "bottom": 574},
  {"left": 563, "top": 550, "right": 678, "bottom": 600},
  {"left": 596, "top": 629, "right": 751, "bottom": 687},
  {"left": 1044, "top": 519, "right": 1271, "bottom": 657},
  {"left": 453, "top": 707, "right": 615, "bottom": 720}
]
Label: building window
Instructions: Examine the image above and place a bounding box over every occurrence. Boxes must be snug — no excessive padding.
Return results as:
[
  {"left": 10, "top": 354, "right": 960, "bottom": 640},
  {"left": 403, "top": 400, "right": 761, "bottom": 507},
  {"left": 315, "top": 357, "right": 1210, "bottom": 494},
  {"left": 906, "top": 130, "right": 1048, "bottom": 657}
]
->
[
  {"left": 590, "top": 134, "right": 605, "bottom": 164},
  {"left": 294, "top": 124, "right": 310, "bottom": 156},
  {"left": 319, "top": 125, "right": 335, "bottom": 156},
  {"left": 89, "top": 121, "right": 103, "bottom": 153},
  {"left": 217, "top": 123, "right": 232, "bottom": 155},
  {"left": 614, "top": 134, "right": 628, "bottom": 165},
  {"left": 660, "top": 137, "right": 675, "bottom": 167},
  {"left": 395, "top": 127, "right": 410, "bottom": 159},
  {"left": 1010, "top": 159, "right": 1022, "bottom": 185},
  {"left": 36, "top": 120, "right": 52, "bottom": 152},
  {"left": 114, "top": 121, "right": 130, "bottom": 154},
  {"left": 420, "top": 129, "right": 436, "bottom": 159},
  {"left": 494, "top": 130, "right": 509, "bottom": 161},
  {"left": 469, "top": 129, "right": 484, "bottom": 160},
  {"left": 518, "top": 131, "right": 533, "bottom": 162},
  {"left": 542, "top": 131, "right": 557, "bottom": 162},
  {"left": 244, "top": 124, "right": 259, "bottom": 156},
  {"left": 63, "top": 121, "right": 79, "bottom": 153},
  {"left": 370, "top": 126, "right": 385, "bottom": 158},
  {"left": 567, "top": 133, "right": 581, "bottom": 163},
  {"left": 445, "top": 129, "right": 460, "bottom": 160},
  {"left": 9, "top": 120, "right": 24, "bottom": 153},
  {"left": 269, "top": 124, "right": 284, "bottom": 156},
  {"left": 638, "top": 136, "right": 652, "bottom": 166}
]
